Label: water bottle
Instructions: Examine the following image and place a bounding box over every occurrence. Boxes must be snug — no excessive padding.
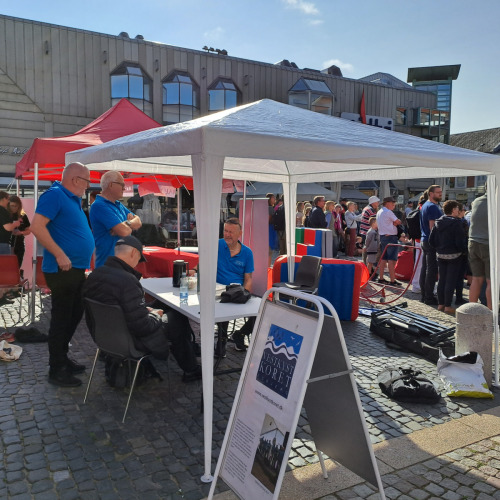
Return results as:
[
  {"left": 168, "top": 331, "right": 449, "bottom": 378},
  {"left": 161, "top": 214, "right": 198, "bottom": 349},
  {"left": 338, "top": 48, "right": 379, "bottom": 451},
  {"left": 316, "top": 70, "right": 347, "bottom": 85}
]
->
[{"left": 180, "top": 273, "right": 189, "bottom": 305}]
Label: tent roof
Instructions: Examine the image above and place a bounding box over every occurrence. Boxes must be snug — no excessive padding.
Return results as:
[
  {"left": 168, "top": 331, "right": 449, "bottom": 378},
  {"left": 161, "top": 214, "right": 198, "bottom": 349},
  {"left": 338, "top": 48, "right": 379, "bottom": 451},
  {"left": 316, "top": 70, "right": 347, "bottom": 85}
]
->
[
  {"left": 16, "top": 99, "right": 160, "bottom": 179},
  {"left": 66, "top": 99, "right": 500, "bottom": 183}
]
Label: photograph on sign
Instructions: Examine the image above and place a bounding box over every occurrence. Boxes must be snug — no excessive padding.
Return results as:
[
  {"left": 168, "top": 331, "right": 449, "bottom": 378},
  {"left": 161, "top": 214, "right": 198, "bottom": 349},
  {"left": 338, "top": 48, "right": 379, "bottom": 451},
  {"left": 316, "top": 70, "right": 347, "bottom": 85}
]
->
[
  {"left": 219, "top": 301, "right": 319, "bottom": 499},
  {"left": 256, "top": 324, "right": 303, "bottom": 399},
  {"left": 251, "top": 414, "right": 290, "bottom": 493}
]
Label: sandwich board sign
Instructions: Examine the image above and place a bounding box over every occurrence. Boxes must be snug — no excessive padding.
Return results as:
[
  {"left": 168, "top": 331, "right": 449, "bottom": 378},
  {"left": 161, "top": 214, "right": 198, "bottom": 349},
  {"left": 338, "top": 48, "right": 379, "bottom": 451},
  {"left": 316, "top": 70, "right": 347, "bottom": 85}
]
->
[{"left": 208, "top": 288, "right": 385, "bottom": 500}]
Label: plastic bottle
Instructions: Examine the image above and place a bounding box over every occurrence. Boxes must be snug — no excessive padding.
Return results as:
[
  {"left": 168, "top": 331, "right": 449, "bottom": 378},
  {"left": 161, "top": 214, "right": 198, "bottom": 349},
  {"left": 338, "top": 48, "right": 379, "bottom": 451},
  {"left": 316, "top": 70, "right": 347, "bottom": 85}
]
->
[{"left": 180, "top": 273, "right": 189, "bottom": 305}]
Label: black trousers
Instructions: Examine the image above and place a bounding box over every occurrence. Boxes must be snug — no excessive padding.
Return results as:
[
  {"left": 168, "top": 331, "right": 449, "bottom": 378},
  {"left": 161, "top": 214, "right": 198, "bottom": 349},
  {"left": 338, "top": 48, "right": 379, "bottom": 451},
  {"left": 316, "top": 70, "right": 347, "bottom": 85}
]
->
[
  {"left": 217, "top": 317, "right": 256, "bottom": 341},
  {"left": 419, "top": 241, "right": 438, "bottom": 300},
  {"left": 437, "top": 257, "right": 462, "bottom": 307},
  {"left": 44, "top": 268, "right": 87, "bottom": 370}
]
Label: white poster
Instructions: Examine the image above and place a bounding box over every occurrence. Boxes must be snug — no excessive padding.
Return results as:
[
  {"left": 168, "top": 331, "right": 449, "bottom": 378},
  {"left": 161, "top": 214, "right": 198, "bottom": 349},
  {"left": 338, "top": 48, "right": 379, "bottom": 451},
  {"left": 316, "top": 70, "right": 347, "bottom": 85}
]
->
[{"left": 219, "top": 301, "right": 319, "bottom": 499}]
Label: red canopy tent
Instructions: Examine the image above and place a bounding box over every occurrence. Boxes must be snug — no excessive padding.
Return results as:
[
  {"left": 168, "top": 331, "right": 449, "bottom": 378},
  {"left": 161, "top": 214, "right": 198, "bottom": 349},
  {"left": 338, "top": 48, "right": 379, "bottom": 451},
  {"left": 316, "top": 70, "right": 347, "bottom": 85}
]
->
[{"left": 15, "top": 99, "right": 162, "bottom": 181}]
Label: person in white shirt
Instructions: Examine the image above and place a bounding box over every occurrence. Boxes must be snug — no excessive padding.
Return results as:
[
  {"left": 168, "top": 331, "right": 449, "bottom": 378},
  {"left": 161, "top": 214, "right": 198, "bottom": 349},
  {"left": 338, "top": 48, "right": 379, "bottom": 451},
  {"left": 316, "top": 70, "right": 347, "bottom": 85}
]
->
[{"left": 376, "top": 197, "right": 402, "bottom": 285}]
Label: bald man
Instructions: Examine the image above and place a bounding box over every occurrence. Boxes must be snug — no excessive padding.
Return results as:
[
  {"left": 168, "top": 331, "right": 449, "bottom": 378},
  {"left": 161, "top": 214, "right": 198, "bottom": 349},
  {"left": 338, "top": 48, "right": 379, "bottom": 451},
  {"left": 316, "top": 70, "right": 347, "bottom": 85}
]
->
[
  {"left": 90, "top": 170, "right": 142, "bottom": 268},
  {"left": 31, "top": 162, "right": 95, "bottom": 387}
]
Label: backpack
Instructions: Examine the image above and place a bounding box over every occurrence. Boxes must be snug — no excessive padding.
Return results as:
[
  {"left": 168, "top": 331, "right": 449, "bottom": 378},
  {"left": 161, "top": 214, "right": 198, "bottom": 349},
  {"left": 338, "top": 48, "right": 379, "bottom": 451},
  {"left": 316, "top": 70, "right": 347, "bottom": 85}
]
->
[
  {"left": 406, "top": 208, "right": 421, "bottom": 240},
  {"left": 273, "top": 205, "right": 286, "bottom": 231}
]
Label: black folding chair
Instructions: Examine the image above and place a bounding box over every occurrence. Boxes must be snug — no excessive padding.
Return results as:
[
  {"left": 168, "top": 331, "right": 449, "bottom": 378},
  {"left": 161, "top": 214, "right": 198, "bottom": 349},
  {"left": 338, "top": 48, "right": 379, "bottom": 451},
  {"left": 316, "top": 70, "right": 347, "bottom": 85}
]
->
[
  {"left": 83, "top": 298, "right": 155, "bottom": 423},
  {"left": 273, "top": 255, "right": 323, "bottom": 295}
]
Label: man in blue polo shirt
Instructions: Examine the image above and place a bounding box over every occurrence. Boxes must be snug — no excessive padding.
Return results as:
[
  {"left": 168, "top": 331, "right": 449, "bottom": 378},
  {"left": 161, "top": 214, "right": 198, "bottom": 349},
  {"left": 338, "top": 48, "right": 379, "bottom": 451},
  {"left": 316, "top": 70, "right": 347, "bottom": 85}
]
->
[
  {"left": 31, "top": 162, "right": 95, "bottom": 387},
  {"left": 216, "top": 217, "right": 254, "bottom": 356},
  {"left": 419, "top": 185, "right": 443, "bottom": 305},
  {"left": 90, "top": 171, "right": 142, "bottom": 268}
]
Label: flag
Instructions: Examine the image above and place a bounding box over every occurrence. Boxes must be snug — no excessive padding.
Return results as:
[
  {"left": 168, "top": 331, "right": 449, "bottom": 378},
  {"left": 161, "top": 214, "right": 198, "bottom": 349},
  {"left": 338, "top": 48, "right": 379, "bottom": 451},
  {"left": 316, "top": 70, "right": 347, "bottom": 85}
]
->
[{"left": 360, "top": 90, "right": 367, "bottom": 124}]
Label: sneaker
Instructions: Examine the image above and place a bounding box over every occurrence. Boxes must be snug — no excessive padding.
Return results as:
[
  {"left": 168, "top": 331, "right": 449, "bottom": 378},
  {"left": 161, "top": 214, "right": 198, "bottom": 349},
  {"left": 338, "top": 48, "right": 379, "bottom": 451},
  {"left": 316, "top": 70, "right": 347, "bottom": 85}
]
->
[
  {"left": 454, "top": 297, "right": 467, "bottom": 305},
  {"left": 48, "top": 367, "right": 82, "bottom": 387},
  {"left": 182, "top": 365, "right": 202, "bottom": 383},
  {"left": 66, "top": 358, "right": 86, "bottom": 374},
  {"left": 0, "top": 296, "right": 15, "bottom": 305},
  {"left": 389, "top": 280, "right": 402, "bottom": 286},
  {"left": 214, "top": 340, "right": 226, "bottom": 359},
  {"left": 234, "top": 343, "right": 247, "bottom": 352},
  {"left": 411, "top": 286, "right": 421, "bottom": 293},
  {"left": 378, "top": 278, "right": 388, "bottom": 284}
]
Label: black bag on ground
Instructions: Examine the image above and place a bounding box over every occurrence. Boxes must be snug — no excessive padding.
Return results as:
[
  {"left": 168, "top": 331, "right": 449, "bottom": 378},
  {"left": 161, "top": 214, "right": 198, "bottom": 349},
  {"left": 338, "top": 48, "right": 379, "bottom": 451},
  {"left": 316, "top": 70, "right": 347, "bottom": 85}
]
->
[
  {"left": 14, "top": 326, "right": 48, "bottom": 343},
  {"left": 104, "top": 355, "right": 162, "bottom": 388},
  {"left": 370, "top": 314, "right": 454, "bottom": 363},
  {"left": 220, "top": 284, "right": 251, "bottom": 304},
  {"left": 377, "top": 366, "right": 440, "bottom": 403}
]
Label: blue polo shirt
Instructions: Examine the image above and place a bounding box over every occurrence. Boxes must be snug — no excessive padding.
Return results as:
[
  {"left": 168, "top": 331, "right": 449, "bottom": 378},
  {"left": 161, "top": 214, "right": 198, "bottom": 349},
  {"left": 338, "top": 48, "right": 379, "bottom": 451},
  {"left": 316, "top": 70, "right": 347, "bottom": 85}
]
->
[
  {"left": 216, "top": 239, "right": 254, "bottom": 285},
  {"left": 420, "top": 201, "right": 443, "bottom": 242},
  {"left": 36, "top": 181, "right": 94, "bottom": 273},
  {"left": 90, "top": 195, "right": 131, "bottom": 268}
]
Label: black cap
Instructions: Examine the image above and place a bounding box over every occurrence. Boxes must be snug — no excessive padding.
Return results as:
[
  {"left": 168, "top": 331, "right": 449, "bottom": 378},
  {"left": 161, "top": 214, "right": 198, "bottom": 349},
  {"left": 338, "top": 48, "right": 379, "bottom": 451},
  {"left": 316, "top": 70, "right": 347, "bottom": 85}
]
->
[
  {"left": 383, "top": 196, "right": 396, "bottom": 204},
  {"left": 115, "top": 235, "right": 146, "bottom": 262}
]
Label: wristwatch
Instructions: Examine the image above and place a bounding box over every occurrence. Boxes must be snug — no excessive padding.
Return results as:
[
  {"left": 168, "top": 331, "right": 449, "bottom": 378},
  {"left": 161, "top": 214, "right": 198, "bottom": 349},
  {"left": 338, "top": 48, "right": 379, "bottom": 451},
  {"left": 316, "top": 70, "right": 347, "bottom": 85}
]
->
[{"left": 125, "top": 220, "right": 132, "bottom": 227}]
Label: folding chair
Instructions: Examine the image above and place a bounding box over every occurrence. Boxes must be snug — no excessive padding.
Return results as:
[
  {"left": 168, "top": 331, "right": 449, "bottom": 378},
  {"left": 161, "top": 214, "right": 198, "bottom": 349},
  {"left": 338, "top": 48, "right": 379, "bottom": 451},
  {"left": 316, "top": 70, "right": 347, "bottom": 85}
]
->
[
  {"left": 83, "top": 298, "right": 153, "bottom": 423},
  {"left": 0, "top": 254, "right": 29, "bottom": 322},
  {"left": 273, "top": 255, "right": 323, "bottom": 295}
]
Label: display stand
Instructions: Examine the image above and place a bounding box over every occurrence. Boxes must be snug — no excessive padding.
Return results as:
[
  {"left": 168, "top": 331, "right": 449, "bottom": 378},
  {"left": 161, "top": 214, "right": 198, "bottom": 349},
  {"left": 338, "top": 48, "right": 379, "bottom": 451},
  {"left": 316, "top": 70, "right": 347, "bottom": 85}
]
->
[{"left": 208, "top": 287, "right": 385, "bottom": 500}]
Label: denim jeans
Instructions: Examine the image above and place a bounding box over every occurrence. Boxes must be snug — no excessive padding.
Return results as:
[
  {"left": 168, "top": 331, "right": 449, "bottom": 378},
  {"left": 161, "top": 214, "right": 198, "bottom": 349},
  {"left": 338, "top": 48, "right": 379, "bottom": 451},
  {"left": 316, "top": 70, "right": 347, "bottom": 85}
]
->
[{"left": 44, "top": 268, "right": 86, "bottom": 370}]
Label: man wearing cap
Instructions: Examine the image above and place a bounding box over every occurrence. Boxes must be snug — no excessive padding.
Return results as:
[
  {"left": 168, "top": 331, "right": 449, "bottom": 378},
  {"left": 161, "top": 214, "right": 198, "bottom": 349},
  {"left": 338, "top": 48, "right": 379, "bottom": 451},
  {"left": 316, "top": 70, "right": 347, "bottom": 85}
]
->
[
  {"left": 375, "top": 197, "right": 402, "bottom": 286},
  {"left": 31, "top": 162, "right": 95, "bottom": 387},
  {"left": 83, "top": 236, "right": 201, "bottom": 382},
  {"left": 90, "top": 171, "right": 142, "bottom": 268}
]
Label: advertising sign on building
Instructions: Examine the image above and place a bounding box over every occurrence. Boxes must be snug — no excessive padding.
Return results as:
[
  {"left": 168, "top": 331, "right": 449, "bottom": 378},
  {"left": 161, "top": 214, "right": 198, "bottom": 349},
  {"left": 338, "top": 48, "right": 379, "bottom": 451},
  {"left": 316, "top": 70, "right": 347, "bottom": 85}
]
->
[{"left": 341, "top": 112, "right": 394, "bottom": 131}]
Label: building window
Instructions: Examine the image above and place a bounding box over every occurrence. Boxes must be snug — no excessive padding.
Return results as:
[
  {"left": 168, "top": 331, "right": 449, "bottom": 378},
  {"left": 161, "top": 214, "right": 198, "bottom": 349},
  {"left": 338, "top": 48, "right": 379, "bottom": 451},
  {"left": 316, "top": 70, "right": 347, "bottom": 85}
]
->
[
  {"left": 208, "top": 78, "right": 240, "bottom": 112},
  {"left": 162, "top": 71, "right": 200, "bottom": 125},
  {"left": 111, "top": 63, "right": 152, "bottom": 116},
  {"left": 288, "top": 78, "right": 333, "bottom": 115},
  {"left": 396, "top": 107, "right": 407, "bottom": 126}
]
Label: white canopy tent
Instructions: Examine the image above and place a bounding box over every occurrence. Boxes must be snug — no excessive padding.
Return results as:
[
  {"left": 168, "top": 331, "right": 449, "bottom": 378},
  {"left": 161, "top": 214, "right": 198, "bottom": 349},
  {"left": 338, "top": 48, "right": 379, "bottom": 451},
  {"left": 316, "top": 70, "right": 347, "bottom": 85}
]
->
[{"left": 66, "top": 99, "right": 500, "bottom": 481}]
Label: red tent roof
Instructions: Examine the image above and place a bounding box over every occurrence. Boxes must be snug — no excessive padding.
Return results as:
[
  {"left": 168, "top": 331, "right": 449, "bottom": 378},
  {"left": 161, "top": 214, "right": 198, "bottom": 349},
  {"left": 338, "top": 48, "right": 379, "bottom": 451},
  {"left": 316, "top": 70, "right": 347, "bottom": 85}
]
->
[{"left": 15, "top": 99, "right": 161, "bottom": 180}]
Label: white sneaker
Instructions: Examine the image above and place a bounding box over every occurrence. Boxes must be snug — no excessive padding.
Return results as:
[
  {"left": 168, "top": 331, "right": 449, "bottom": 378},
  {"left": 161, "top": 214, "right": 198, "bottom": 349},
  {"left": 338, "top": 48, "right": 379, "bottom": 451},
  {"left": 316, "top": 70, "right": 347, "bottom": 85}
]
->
[{"left": 411, "top": 286, "right": 421, "bottom": 293}]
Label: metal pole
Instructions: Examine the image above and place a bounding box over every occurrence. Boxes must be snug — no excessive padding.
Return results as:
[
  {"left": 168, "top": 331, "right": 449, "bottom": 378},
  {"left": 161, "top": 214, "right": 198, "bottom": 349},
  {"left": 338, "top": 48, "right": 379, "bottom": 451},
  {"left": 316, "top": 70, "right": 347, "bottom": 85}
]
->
[
  {"left": 30, "top": 163, "right": 39, "bottom": 324},
  {"left": 241, "top": 181, "right": 247, "bottom": 242},
  {"left": 177, "top": 187, "right": 181, "bottom": 254}
]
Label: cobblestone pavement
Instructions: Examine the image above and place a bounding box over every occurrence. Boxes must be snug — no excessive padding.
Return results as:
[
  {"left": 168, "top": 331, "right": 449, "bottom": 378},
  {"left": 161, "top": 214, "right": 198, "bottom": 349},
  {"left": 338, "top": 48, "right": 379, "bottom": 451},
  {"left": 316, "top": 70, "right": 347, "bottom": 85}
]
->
[
  {"left": 1, "top": 286, "right": 498, "bottom": 499},
  {"left": 318, "top": 436, "right": 500, "bottom": 500}
]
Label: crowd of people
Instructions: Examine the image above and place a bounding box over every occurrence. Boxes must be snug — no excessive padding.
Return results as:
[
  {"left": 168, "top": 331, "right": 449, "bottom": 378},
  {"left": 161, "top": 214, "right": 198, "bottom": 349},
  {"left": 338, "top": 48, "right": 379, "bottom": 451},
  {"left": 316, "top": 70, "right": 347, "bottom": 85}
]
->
[
  {"left": 267, "top": 186, "right": 491, "bottom": 313},
  {"left": 1, "top": 170, "right": 493, "bottom": 388}
]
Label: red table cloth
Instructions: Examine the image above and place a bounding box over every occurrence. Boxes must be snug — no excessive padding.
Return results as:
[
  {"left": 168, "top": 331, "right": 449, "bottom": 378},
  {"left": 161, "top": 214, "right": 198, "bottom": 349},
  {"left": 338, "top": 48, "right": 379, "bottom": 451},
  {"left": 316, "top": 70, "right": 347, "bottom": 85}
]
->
[{"left": 136, "top": 247, "right": 199, "bottom": 278}]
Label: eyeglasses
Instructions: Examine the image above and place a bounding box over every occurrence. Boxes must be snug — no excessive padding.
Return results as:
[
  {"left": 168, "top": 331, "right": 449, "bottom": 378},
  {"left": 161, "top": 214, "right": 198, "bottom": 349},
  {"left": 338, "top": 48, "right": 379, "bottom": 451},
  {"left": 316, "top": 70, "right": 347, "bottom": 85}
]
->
[
  {"left": 76, "top": 176, "right": 91, "bottom": 185},
  {"left": 112, "top": 181, "right": 126, "bottom": 189}
]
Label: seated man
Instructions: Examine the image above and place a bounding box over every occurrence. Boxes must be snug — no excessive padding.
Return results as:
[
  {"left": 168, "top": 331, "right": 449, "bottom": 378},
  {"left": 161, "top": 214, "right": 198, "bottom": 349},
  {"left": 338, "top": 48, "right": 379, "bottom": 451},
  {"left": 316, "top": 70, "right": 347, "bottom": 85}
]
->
[
  {"left": 216, "top": 218, "right": 255, "bottom": 356},
  {"left": 83, "top": 235, "right": 201, "bottom": 382}
]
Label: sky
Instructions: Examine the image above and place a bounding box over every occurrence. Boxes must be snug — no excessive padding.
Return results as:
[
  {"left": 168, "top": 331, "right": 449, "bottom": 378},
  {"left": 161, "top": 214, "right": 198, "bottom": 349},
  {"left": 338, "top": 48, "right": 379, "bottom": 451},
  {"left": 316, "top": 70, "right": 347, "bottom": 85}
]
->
[{"left": 2, "top": 0, "right": 499, "bottom": 134}]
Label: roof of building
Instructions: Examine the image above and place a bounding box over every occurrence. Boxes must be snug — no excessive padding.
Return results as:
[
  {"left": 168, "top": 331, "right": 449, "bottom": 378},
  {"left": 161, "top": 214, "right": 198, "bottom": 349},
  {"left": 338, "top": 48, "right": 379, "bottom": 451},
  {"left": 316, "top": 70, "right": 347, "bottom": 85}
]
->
[
  {"left": 450, "top": 127, "right": 500, "bottom": 154},
  {"left": 358, "top": 72, "right": 412, "bottom": 89},
  {"left": 407, "top": 65, "right": 461, "bottom": 82}
]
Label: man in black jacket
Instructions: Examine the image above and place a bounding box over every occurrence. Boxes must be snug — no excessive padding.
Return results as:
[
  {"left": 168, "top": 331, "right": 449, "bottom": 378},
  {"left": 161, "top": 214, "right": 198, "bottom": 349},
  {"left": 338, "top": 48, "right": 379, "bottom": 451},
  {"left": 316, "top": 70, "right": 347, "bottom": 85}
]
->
[
  {"left": 309, "top": 196, "right": 327, "bottom": 228},
  {"left": 83, "top": 235, "right": 201, "bottom": 382}
]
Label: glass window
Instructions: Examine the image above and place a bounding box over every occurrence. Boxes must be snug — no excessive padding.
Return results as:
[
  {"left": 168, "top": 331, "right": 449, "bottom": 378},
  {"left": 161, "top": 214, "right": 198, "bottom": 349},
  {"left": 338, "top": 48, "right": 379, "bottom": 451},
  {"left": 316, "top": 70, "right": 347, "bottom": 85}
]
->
[
  {"left": 110, "top": 63, "right": 152, "bottom": 115},
  {"left": 396, "top": 107, "right": 407, "bottom": 126},
  {"left": 288, "top": 78, "right": 333, "bottom": 115},
  {"left": 208, "top": 78, "right": 240, "bottom": 112},
  {"left": 162, "top": 71, "right": 200, "bottom": 125}
]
